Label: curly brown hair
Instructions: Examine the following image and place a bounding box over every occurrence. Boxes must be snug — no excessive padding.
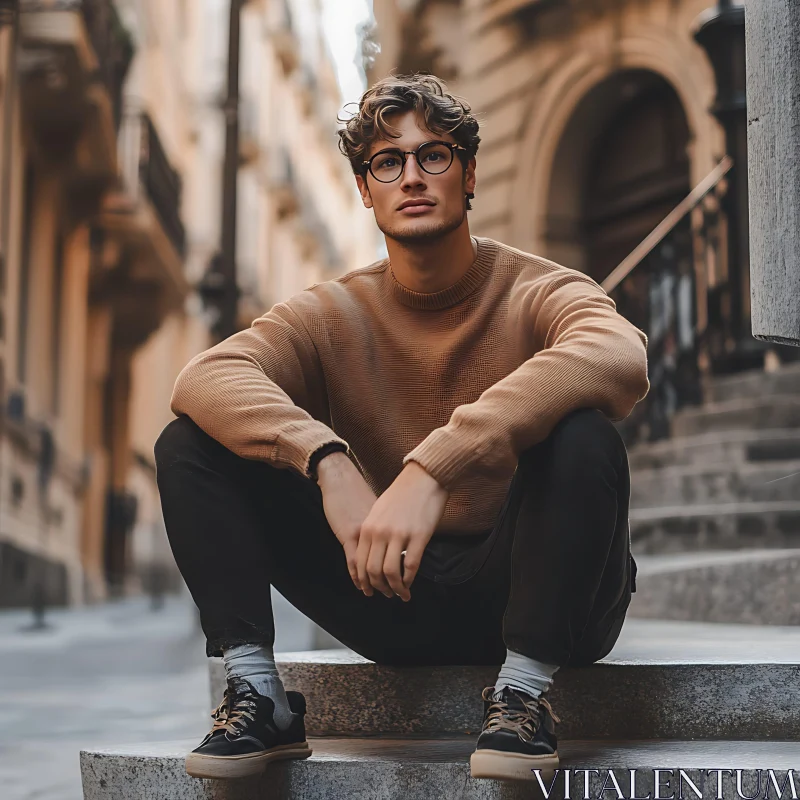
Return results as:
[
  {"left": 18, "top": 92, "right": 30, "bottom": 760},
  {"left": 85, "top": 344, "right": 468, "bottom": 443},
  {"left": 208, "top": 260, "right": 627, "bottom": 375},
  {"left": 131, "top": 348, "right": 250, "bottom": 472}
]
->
[{"left": 337, "top": 73, "right": 481, "bottom": 210}]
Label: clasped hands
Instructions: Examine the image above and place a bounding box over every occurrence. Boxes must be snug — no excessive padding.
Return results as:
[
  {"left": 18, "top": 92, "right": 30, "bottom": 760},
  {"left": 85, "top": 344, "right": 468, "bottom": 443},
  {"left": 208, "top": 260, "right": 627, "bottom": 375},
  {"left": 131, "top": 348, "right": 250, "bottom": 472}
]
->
[{"left": 316, "top": 452, "right": 449, "bottom": 602}]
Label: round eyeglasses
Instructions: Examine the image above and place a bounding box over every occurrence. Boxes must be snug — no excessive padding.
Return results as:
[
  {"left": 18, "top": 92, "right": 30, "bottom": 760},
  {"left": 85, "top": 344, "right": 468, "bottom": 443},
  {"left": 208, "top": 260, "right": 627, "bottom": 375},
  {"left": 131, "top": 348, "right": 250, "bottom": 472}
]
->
[{"left": 362, "top": 141, "right": 468, "bottom": 183}]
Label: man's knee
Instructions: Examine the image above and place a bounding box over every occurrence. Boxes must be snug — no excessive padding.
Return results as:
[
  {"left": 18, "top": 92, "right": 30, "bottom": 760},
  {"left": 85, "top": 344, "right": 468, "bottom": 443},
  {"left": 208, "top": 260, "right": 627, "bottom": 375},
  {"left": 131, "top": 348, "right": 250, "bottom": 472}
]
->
[
  {"left": 521, "top": 408, "right": 626, "bottom": 473},
  {"left": 554, "top": 408, "right": 623, "bottom": 454},
  {"left": 153, "top": 415, "right": 206, "bottom": 470}
]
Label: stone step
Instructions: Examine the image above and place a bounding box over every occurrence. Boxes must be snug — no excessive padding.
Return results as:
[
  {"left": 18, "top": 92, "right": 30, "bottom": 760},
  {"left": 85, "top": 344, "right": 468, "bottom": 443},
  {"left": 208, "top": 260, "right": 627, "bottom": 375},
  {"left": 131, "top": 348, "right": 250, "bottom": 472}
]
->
[
  {"left": 709, "top": 362, "right": 800, "bottom": 403},
  {"left": 80, "top": 738, "right": 800, "bottom": 800},
  {"left": 630, "top": 459, "right": 800, "bottom": 508},
  {"left": 628, "top": 428, "right": 800, "bottom": 470},
  {"left": 629, "top": 500, "right": 800, "bottom": 552},
  {"left": 207, "top": 620, "right": 800, "bottom": 740},
  {"left": 629, "top": 549, "right": 800, "bottom": 624},
  {"left": 671, "top": 395, "right": 800, "bottom": 438}
]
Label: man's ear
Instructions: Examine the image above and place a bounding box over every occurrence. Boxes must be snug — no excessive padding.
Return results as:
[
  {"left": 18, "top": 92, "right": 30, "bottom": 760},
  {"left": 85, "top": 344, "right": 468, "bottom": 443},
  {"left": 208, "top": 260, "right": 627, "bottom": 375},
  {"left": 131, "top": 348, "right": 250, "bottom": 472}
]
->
[
  {"left": 464, "top": 157, "right": 477, "bottom": 195},
  {"left": 356, "top": 174, "right": 373, "bottom": 209}
]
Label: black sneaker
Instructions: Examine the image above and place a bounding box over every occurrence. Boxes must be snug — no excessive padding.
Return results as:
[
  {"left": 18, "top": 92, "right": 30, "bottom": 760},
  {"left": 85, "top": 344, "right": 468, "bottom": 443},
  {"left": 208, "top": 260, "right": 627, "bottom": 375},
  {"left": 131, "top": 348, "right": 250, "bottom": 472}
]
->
[
  {"left": 470, "top": 685, "right": 560, "bottom": 780},
  {"left": 185, "top": 678, "right": 312, "bottom": 779}
]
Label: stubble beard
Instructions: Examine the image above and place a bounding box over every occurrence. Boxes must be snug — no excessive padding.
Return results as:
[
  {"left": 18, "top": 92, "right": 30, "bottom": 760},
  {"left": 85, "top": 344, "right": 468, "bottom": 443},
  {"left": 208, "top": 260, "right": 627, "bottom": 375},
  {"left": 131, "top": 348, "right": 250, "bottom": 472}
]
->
[{"left": 378, "top": 204, "right": 467, "bottom": 245}]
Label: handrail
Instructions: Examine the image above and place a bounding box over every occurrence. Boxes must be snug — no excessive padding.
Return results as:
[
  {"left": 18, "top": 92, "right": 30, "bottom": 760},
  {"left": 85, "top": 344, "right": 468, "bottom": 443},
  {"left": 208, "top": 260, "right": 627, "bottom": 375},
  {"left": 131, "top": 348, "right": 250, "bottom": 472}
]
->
[{"left": 601, "top": 156, "right": 733, "bottom": 293}]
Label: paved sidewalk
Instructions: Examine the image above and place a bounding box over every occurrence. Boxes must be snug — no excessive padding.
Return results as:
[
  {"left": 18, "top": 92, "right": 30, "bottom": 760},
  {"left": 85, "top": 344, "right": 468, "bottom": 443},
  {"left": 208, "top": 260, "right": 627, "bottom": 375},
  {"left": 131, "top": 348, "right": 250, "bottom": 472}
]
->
[{"left": 0, "top": 591, "right": 318, "bottom": 800}]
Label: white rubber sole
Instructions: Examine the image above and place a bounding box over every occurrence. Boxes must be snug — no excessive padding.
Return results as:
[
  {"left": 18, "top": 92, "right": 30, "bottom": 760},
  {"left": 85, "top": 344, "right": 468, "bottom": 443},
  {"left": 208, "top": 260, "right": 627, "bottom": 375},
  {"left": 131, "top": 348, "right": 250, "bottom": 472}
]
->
[
  {"left": 470, "top": 748, "right": 560, "bottom": 781},
  {"left": 185, "top": 742, "right": 313, "bottom": 779}
]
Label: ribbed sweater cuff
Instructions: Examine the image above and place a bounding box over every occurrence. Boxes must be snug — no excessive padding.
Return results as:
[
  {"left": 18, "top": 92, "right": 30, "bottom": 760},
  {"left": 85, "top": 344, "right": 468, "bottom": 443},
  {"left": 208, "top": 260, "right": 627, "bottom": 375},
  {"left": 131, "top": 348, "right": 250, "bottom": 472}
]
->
[
  {"left": 402, "top": 427, "right": 479, "bottom": 491},
  {"left": 273, "top": 422, "right": 350, "bottom": 479}
]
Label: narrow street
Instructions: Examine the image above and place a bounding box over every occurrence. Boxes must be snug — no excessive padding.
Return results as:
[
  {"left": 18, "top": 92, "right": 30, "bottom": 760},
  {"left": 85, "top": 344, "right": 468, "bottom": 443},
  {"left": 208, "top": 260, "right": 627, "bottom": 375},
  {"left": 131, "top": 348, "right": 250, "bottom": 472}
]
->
[{"left": 0, "top": 592, "right": 315, "bottom": 800}]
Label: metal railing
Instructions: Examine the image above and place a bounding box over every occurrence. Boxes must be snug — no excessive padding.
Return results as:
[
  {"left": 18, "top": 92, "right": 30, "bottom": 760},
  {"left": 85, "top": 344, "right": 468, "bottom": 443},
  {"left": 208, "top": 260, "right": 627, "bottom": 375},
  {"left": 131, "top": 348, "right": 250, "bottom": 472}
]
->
[
  {"left": 117, "top": 109, "right": 186, "bottom": 256},
  {"left": 607, "top": 158, "right": 733, "bottom": 444}
]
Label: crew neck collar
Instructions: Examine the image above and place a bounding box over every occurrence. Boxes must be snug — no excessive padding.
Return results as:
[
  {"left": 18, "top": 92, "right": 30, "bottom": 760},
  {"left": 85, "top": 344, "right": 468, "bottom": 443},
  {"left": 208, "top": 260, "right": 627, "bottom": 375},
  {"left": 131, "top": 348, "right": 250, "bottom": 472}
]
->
[{"left": 387, "top": 237, "right": 497, "bottom": 310}]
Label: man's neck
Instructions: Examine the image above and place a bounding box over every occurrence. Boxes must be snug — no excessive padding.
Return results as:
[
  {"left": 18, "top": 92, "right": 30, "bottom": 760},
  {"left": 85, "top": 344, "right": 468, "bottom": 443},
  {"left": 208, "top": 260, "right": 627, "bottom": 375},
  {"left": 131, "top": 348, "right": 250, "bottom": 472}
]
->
[{"left": 386, "top": 227, "right": 478, "bottom": 294}]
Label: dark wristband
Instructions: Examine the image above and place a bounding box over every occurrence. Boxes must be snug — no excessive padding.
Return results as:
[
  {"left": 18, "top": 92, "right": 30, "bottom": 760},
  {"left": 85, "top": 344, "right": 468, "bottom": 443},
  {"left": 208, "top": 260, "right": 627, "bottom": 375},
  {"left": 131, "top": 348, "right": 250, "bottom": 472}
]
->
[{"left": 308, "top": 442, "right": 349, "bottom": 481}]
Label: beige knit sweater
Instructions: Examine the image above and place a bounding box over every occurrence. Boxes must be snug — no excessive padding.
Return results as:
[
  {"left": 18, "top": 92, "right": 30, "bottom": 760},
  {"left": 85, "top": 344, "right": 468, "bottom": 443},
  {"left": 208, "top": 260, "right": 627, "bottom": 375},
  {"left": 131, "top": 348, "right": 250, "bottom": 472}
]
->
[{"left": 170, "top": 237, "right": 649, "bottom": 534}]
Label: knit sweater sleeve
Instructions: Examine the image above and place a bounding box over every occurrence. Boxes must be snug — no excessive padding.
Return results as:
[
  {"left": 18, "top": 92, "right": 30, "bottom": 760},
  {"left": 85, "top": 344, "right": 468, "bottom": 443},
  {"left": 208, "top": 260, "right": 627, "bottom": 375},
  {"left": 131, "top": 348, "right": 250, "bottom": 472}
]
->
[
  {"left": 169, "top": 301, "right": 348, "bottom": 477},
  {"left": 402, "top": 268, "right": 650, "bottom": 491}
]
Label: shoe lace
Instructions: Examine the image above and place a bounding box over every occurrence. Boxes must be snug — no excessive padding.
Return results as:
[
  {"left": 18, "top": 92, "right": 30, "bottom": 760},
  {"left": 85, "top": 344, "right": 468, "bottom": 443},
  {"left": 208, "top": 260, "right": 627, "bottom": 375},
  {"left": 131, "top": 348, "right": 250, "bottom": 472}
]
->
[
  {"left": 208, "top": 688, "right": 258, "bottom": 738},
  {"left": 480, "top": 686, "right": 560, "bottom": 743}
]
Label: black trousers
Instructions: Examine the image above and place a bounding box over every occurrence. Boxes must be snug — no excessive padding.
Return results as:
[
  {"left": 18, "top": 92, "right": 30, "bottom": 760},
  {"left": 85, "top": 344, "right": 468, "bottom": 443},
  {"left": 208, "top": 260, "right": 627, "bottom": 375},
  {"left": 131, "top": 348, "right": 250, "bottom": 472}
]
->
[{"left": 154, "top": 408, "right": 636, "bottom": 667}]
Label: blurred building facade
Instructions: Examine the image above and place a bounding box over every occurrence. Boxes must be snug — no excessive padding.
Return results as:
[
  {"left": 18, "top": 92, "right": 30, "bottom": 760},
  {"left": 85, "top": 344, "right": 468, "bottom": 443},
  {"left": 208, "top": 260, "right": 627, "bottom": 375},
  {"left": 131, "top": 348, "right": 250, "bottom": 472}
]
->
[
  {"left": 369, "top": 0, "right": 782, "bottom": 442},
  {"left": 0, "top": 0, "right": 375, "bottom": 607}
]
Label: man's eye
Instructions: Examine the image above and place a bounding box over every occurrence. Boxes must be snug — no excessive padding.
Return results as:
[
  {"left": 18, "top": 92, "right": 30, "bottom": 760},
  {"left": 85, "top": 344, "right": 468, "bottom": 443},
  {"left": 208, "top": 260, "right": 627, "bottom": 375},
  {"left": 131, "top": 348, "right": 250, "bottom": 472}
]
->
[{"left": 374, "top": 155, "right": 399, "bottom": 170}]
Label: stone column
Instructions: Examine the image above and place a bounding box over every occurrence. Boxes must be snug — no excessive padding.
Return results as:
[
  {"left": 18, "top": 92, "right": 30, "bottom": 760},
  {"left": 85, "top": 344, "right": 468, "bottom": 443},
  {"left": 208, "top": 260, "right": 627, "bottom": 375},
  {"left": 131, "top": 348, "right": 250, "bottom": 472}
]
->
[{"left": 746, "top": 0, "right": 800, "bottom": 346}]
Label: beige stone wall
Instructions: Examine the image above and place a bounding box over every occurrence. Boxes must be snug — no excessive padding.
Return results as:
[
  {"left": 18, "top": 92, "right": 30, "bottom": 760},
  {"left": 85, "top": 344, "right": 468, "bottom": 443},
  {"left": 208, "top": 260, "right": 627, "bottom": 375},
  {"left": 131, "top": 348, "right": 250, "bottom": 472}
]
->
[
  {"left": 370, "top": 0, "right": 726, "bottom": 270},
  {"left": 119, "top": 0, "right": 206, "bottom": 595},
  {"left": 0, "top": 28, "right": 93, "bottom": 605},
  {"left": 238, "top": 0, "right": 379, "bottom": 317}
]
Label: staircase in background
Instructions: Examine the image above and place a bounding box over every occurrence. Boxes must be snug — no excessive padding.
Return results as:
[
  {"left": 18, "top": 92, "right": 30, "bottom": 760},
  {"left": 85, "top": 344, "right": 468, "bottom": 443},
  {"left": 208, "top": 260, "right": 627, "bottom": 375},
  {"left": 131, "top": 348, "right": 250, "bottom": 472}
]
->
[
  {"left": 627, "top": 361, "right": 800, "bottom": 623},
  {"left": 628, "top": 361, "right": 800, "bottom": 553}
]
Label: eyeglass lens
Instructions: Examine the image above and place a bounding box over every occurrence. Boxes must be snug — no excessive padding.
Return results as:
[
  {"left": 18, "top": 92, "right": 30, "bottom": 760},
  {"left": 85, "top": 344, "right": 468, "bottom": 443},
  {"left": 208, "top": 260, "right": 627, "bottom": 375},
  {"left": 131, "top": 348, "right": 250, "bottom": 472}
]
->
[{"left": 370, "top": 142, "right": 454, "bottom": 182}]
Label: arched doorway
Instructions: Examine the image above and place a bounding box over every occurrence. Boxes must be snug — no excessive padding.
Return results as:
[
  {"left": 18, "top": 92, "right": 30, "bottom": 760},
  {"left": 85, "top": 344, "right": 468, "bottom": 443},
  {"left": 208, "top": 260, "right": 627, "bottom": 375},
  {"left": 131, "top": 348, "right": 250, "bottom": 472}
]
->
[
  {"left": 545, "top": 71, "right": 697, "bottom": 442},
  {"left": 544, "top": 69, "right": 691, "bottom": 282},
  {"left": 582, "top": 73, "right": 691, "bottom": 285}
]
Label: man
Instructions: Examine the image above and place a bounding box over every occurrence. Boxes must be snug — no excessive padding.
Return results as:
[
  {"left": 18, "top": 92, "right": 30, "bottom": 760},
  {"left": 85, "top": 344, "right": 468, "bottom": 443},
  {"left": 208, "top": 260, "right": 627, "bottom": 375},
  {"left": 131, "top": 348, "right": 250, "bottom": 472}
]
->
[{"left": 155, "top": 73, "right": 648, "bottom": 782}]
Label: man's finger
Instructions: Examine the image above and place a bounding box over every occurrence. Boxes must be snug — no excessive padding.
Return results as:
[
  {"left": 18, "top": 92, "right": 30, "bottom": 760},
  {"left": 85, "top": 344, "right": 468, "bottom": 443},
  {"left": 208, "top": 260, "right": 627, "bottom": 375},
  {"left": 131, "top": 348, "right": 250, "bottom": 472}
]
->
[
  {"left": 355, "top": 531, "right": 373, "bottom": 596},
  {"left": 402, "top": 539, "right": 425, "bottom": 590},
  {"left": 366, "top": 536, "right": 393, "bottom": 598},
  {"left": 383, "top": 540, "right": 409, "bottom": 601},
  {"left": 342, "top": 538, "right": 360, "bottom": 589}
]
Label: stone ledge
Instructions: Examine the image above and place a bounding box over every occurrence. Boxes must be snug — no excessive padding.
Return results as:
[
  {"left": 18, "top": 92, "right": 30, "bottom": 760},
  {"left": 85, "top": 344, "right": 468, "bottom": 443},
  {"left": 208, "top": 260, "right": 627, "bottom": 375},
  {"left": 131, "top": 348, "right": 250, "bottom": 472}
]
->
[
  {"left": 208, "top": 642, "right": 800, "bottom": 740},
  {"left": 80, "top": 739, "right": 800, "bottom": 800}
]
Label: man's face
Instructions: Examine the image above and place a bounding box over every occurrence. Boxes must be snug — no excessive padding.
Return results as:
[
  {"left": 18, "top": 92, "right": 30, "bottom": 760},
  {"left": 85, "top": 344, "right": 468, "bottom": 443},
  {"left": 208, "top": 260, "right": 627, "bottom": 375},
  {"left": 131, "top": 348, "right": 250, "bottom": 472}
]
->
[{"left": 356, "top": 111, "right": 477, "bottom": 244}]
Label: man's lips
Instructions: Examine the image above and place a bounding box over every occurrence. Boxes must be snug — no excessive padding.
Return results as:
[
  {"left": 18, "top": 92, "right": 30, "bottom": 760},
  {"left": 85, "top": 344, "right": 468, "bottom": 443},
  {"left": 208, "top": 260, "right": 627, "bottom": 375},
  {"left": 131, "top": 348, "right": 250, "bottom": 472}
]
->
[{"left": 397, "top": 200, "right": 435, "bottom": 212}]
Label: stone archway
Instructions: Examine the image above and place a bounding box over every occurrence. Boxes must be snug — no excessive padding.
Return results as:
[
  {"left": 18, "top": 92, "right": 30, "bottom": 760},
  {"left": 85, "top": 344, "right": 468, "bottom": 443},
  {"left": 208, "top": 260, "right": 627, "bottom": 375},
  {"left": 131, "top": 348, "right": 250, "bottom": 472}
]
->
[
  {"left": 579, "top": 71, "right": 690, "bottom": 284},
  {"left": 510, "top": 24, "right": 723, "bottom": 258},
  {"left": 531, "top": 69, "right": 691, "bottom": 279}
]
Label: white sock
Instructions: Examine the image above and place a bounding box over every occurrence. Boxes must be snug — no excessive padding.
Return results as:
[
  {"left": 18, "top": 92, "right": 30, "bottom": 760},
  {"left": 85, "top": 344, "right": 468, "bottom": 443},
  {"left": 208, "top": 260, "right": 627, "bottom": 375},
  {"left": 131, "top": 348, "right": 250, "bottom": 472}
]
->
[
  {"left": 494, "top": 649, "right": 560, "bottom": 699},
  {"left": 222, "top": 643, "right": 293, "bottom": 730}
]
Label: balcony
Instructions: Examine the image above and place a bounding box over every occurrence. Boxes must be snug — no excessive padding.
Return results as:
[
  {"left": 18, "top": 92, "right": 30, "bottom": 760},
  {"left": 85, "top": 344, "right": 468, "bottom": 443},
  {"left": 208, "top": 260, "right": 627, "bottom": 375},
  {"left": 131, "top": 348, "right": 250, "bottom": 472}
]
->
[
  {"left": 269, "top": 0, "right": 299, "bottom": 76},
  {"left": 19, "top": 0, "right": 134, "bottom": 209},
  {"left": 265, "top": 146, "right": 299, "bottom": 219},
  {"left": 296, "top": 188, "right": 343, "bottom": 273},
  {"left": 99, "top": 109, "right": 189, "bottom": 346}
]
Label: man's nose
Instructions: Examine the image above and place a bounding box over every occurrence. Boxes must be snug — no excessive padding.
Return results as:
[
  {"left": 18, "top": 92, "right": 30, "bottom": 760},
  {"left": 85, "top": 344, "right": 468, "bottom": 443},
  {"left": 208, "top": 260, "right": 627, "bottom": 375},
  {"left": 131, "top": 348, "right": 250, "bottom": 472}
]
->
[{"left": 399, "top": 154, "right": 427, "bottom": 189}]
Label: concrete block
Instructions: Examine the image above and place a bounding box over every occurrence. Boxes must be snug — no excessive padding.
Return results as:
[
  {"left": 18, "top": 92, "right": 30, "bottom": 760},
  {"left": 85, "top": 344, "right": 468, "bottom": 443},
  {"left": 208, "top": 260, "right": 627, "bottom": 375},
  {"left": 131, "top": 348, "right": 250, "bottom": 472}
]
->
[
  {"left": 629, "top": 549, "right": 800, "bottom": 624},
  {"left": 208, "top": 648, "right": 800, "bottom": 740},
  {"left": 80, "top": 739, "right": 800, "bottom": 800},
  {"left": 746, "top": 0, "right": 800, "bottom": 346}
]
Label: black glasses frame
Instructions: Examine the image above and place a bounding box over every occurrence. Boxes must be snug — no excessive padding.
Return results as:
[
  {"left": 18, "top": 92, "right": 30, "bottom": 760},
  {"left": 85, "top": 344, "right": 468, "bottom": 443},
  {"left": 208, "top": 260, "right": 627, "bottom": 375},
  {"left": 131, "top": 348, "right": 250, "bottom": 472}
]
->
[{"left": 361, "top": 140, "right": 468, "bottom": 183}]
